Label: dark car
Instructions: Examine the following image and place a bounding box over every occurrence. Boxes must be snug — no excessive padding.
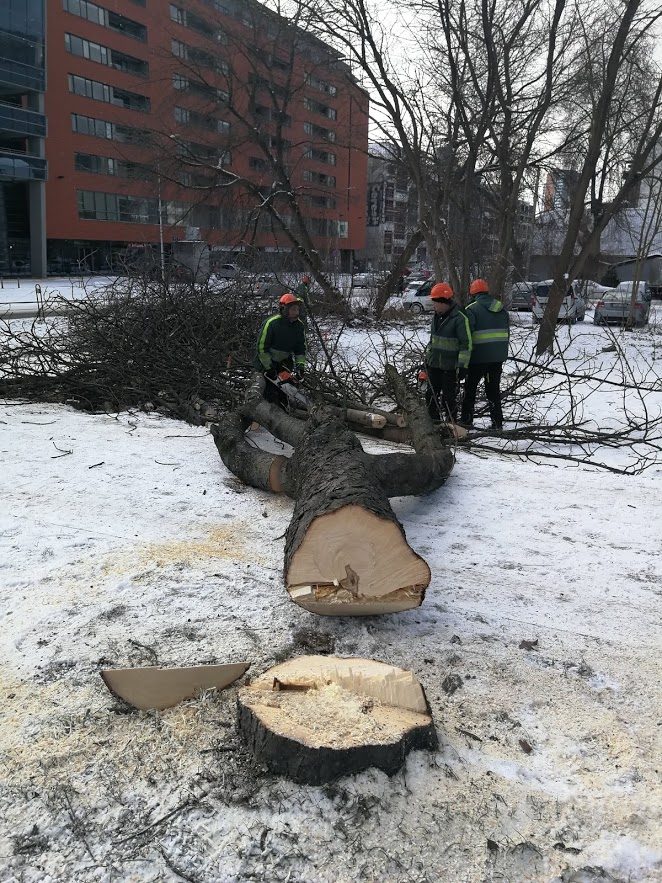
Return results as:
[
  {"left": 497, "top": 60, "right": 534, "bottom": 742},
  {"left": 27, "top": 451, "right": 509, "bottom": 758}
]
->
[{"left": 508, "top": 282, "right": 535, "bottom": 311}]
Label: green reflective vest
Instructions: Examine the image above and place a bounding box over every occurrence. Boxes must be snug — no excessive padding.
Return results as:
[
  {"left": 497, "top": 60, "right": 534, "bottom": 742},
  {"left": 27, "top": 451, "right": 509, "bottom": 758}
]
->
[
  {"left": 425, "top": 304, "right": 472, "bottom": 370},
  {"left": 255, "top": 314, "right": 306, "bottom": 371},
  {"left": 466, "top": 294, "right": 510, "bottom": 364}
]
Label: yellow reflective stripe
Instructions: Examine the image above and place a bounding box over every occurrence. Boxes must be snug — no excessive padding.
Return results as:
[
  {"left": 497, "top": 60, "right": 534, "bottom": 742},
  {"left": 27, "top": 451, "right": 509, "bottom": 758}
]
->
[
  {"left": 473, "top": 330, "right": 508, "bottom": 342},
  {"left": 295, "top": 355, "right": 306, "bottom": 366},
  {"left": 258, "top": 315, "right": 279, "bottom": 367},
  {"left": 460, "top": 312, "right": 472, "bottom": 366},
  {"left": 430, "top": 336, "right": 460, "bottom": 350}
]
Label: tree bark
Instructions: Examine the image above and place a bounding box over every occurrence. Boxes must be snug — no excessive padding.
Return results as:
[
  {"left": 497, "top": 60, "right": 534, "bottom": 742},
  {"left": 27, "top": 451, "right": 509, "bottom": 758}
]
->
[
  {"left": 212, "top": 376, "right": 453, "bottom": 616},
  {"left": 237, "top": 656, "right": 437, "bottom": 785}
]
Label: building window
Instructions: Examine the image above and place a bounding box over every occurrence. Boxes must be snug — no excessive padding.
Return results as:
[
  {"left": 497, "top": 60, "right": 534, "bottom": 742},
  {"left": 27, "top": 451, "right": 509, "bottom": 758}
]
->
[
  {"left": 174, "top": 106, "right": 231, "bottom": 134},
  {"left": 305, "top": 74, "right": 337, "bottom": 97},
  {"left": 303, "top": 121, "right": 335, "bottom": 142},
  {"left": 169, "top": 3, "right": 222, "bottom": 40},
  {"left": 65, "top": 33, "right": 148, "bottom": 75},
  {"left": 303, "top": 97, "right": 337, "bottom": 120},
  {"left": 62, "top": 0, "right": 147, "bottom": 42},
  {"left": 171, "top": 38, "right": 186, "bottom": 58},
  {"left": 303, "top": 169, "right": 336, "bottom": 187},
  {"left": 71, "top": 112, "right": 146, "bottom": 143},
  {"left": 304, "top": 146, "right": 337, "bottom": 166},
  {"left": 71, "top": 112, "right": 113, "bottom": 138},
  {"left": 306, "top": 194, "right": 337, "bottom": 209},
  {"left": 169, "top": 3, "right": 185, "bottom": 24},
  {"left": 172, "top": 73, "right": 227, "bottom": 102},
  {"left": 68, "top": 74, "right": 150, "bottom": 111},
  {"left": 78, "top": 189, "right": 161, "bottom": 223},
  {"left": 74, "top": 152, "right": 143, "bottom": 178}
]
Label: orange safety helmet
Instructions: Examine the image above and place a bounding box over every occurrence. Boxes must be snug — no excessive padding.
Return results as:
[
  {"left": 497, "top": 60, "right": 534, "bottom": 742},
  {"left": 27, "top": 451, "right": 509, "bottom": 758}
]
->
[
  {"left": 469, "top": 278, "right": 489, "bottom": 296},
  {"left": 279, "top": 292, "right": 302, "bottom": 306},
  {"left": 430, "top": 282, "right": 454, "bottom": 301}
]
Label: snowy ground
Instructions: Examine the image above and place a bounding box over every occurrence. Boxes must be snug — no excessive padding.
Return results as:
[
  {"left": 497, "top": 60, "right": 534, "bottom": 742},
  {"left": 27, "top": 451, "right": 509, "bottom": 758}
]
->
[{"left": 1, "top": 315, "right": 661, "bottom": 882}]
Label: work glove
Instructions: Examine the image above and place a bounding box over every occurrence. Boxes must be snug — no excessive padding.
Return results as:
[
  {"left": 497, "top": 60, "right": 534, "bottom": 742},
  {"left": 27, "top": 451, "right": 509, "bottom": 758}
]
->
[
  {"left": 418, "top": 369, "right": 429, "bottom": 383},
  {"left": 277, "top": 370, "right": 295, "bottom": 384}
]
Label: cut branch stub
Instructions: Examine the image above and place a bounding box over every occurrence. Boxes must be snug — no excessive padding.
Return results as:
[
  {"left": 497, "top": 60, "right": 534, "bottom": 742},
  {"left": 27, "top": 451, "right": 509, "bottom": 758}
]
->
[
  {"left": 283, "top": 419, "right": 430, "bottom": 615},
  {"left": 237, "top": 656, "right": 437, "bottom": 785}
]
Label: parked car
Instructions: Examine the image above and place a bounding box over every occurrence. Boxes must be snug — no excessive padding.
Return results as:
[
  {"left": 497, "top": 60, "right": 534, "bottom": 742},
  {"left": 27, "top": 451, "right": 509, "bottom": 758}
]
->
[
  {"left": 576, "top": 280, "right": 612, "bottom": 302},
  {"left": 531, "top": 280, "right": 586, "bottom": 324},
  {"left": 352, "top": 272, "right": 386, "bottom": 289},
  {"left": 508, "top": 281, "right": 535, "bottom": 311},
  {"left": 213, "top": 262, "right": 240, "bottom": 279},
  {"left": 402, "top": 279, "right": 435, "bottom": 313},
  {"left": 593, "top": 281, "right": 651, "bottom": 326}
]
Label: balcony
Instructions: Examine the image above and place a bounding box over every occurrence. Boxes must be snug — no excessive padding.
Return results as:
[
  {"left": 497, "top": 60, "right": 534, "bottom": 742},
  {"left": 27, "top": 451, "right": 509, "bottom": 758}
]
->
[
  {"left": 0, "top": 103, "right": 46, "bottom": 137},
  {"left": 0, "top": 151, "right": 47, "bottom": 181},
  {"left": 0, "top": 58, "right": 45, "bottom": 94}
]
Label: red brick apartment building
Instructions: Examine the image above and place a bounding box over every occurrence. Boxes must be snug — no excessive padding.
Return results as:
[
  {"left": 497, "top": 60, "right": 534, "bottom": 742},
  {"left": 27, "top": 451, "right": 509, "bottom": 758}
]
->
[{"left": 4, "top": 0, "right": 369, "bottom": 274}]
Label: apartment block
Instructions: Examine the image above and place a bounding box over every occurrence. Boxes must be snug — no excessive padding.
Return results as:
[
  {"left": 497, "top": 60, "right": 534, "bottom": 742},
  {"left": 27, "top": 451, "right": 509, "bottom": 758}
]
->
[
  {"left": 0, "top": 0, "right": 368, "bottom": 275},
  {"left": 0, "top": 0, "right": 47, "bottom": 275}
]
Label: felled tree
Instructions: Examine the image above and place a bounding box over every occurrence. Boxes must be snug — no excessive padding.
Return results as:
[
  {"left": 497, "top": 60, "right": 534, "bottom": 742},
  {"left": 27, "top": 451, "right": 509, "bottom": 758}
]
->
[{"left": 212, "top": 372, "right": 453, "bottom": 616}]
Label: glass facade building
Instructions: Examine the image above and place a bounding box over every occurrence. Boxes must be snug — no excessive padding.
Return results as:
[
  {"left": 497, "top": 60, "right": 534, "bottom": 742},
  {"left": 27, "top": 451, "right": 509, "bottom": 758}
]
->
[{"left": 0, "top": 0, "right": 47, "bottom": 275}]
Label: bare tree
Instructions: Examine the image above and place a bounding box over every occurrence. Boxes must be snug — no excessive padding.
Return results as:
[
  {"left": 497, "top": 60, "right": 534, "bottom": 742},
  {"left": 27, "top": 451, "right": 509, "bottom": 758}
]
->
[{"left": 535, "top": 0, "right": 662, "bottom": 353}]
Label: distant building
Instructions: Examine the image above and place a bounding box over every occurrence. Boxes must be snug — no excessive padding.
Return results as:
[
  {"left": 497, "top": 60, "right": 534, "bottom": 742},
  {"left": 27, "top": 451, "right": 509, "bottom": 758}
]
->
[
  {"left": 0, "top": 0, "right": 47, "bottom": 276},
  {"left": 0, "top": 0, "right": 369, "bottom": 276},
  {"left": 359, "top": 144, "right": 426, "bottom": 270}
]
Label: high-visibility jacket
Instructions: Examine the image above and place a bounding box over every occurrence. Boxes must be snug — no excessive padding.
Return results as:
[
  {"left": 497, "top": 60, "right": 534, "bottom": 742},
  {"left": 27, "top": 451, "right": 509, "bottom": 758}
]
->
[
  {"left": 254, "top": 314, "right": 306, "bottom": 371},
  {"left": 466, "top": 294, "right": 509, "bottom": 364},
  {"left": 425, "top": 304, "right": 472, "bottom": 370}
]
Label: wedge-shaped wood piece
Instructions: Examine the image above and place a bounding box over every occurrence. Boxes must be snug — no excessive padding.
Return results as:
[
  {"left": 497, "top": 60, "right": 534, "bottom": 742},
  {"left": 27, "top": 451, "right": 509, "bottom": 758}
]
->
[
  {"left": 101, "top": 662, "right": 250, "bottom": 710},
  {"left": 238, "top": 656, "right": 437, "bottom": 784}
]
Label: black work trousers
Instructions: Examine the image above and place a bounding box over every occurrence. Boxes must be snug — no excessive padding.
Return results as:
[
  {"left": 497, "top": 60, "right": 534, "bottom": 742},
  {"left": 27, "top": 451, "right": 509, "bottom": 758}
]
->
[
  {"left": 460, "top": 362, "right": 504, "bottom": 428},
  {"left": 426, "top": 366, "right": 458, "bottom": 422}
]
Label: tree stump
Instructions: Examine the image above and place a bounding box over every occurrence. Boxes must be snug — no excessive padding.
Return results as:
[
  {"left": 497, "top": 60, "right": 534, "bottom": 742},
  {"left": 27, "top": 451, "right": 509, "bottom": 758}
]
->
[{"left": 237, "top": 656, "right": 437, "bottom": 784}]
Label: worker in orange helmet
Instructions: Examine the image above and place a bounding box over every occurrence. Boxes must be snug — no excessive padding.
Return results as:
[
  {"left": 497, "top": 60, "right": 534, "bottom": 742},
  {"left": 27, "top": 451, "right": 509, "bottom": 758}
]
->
[
  {"left": 255, "top": 292, "right": 306, "bottom": 405},
  {"left": 459, "top": 278, "right": 510, "bottom": 430},
  {"left": 420, "top": 282, "right": 472, "bottom": 424},
  {"left": 296, "top": 273, "right": 312, "bottom": 302}
]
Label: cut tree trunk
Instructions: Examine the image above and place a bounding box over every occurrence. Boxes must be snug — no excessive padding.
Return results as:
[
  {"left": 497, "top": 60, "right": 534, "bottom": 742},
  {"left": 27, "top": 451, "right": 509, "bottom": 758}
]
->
[
  {"left": 212, "top": 374, "right": 453, "bottom": 616},
  {"left": 237, "top": 656, "right": 437, "bottom": 784},
  {"left": 283, "top": 418, "right": 431, "bottom": 615}
]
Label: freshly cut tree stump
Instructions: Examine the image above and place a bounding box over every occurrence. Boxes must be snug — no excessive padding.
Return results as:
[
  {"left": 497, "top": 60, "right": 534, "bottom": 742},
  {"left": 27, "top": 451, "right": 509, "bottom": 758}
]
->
[{"left": 237, "top": 656, "right": 437, "bottom": 784}]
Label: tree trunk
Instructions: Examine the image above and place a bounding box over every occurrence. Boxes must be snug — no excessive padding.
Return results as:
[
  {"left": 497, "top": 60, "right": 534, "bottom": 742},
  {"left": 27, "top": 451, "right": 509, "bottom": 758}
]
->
[
  {"left": 212, "top": 374, "right": 453, "bottom": 616},
  {"left": 283, "top": 419, "right": 432, "bottom": 615},
  {"left": 237, "top": 656, "right": 437, "bottom": 785}
]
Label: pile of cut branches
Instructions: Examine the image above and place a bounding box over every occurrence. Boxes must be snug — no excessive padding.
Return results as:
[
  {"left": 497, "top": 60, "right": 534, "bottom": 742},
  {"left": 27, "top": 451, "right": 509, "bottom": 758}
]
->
[{"left": 0, "top": 277, "right": 268, "bottom": 421}]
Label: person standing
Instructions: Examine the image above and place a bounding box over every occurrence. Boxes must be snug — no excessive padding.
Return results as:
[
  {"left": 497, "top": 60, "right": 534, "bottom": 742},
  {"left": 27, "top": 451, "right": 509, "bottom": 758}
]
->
[
  {"left": 421, "top": 283, "right": 472, "bottom": 423},
  {"left": 460, "top": 278, "right": 510, "bottom": 430},
  {"left": 296, "top": 274, "right": 312, "bottom": 303},
  {"left": 255, "top": 292, "right": 306, "bottom": 405}
]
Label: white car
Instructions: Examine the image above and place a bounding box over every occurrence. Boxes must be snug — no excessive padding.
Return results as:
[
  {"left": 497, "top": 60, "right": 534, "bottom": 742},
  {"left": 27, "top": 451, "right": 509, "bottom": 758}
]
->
[
  {"left": 402, "top": 279, "right": 434, "bottom": 313},
  {"left": 531, "top": 280, "right": 586, "bottom": 324}
]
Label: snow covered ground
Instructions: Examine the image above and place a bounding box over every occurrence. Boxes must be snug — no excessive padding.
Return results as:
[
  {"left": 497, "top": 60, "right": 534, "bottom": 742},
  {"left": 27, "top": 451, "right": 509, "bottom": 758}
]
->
[
  {"left": 1, "top": 314, "right": 661, "bottom": 882},
  {"left": 0, "top": 277, "right": 116, "bottom": 319}
]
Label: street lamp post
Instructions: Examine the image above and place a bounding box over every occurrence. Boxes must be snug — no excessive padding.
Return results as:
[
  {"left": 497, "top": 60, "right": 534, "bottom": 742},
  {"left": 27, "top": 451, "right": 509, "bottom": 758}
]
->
[{"left": 157, "top": 162, "right": 165, "bottom": 282}]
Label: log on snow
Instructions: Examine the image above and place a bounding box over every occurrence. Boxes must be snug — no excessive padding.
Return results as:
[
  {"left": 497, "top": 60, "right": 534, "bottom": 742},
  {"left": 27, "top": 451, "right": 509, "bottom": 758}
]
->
[
  {"left": 213, "top": 371, "right": 454, "bottom": 616},
  {"left": 283, "top": 418, "right": 431, "bottom": 615},
  {"left": 237, "top": 656, "right": 437, "bottom": 784}
]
